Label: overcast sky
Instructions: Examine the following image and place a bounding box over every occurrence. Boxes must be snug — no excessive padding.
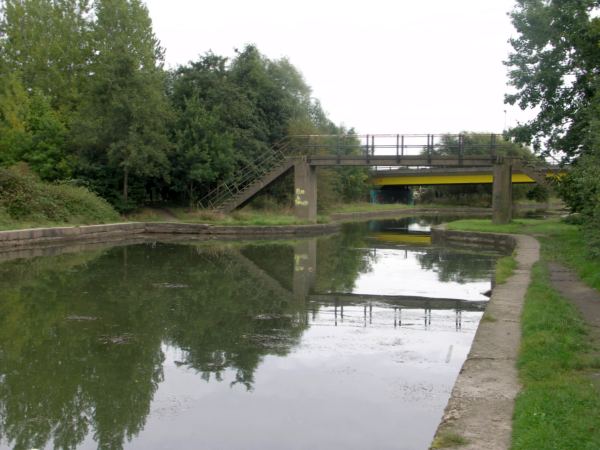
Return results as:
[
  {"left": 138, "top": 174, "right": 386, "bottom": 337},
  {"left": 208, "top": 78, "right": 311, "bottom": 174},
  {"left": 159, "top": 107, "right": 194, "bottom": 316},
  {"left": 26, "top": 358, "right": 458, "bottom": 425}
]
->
[{"left": 144, "top": 0, "right": 533, "bottom": 135}]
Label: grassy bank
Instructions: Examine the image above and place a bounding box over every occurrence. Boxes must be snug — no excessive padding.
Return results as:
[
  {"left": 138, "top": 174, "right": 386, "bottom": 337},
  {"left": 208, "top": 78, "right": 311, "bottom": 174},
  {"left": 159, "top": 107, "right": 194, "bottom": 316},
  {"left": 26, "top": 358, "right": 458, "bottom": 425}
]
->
[
  {"left": 512, "top": 263, "right": 600, "bottom": 449},
  {"left": 447, "top": 218, "right": 600, "bottom": 291},
  {"left": 127, "top": 207, "right": 331, "bottom": 226},
  {"left": 447, "top": 218, "right": 600, "bottom": 448},
  {"left": 0, "top": 168, "right": 119, "bottom": 230}
]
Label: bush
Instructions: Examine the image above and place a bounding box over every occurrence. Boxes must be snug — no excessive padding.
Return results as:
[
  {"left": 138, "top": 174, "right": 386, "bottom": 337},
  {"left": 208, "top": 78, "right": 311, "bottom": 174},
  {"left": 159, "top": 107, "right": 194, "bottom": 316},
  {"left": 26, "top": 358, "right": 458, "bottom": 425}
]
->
[
  {"left": 559, "top": 152, "right": 600, "bottom": 257},
  {"left": 0, "top": 167, "right": 119, "bottom": 226}
]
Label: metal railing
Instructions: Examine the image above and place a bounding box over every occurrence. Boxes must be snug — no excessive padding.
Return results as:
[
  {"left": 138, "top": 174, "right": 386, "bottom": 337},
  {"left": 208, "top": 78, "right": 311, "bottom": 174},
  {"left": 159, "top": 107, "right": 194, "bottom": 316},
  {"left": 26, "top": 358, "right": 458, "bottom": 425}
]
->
[
  {"left": 198, "top": 141, "right": 289, "bottom": 210},
  {"left": 285, "top": 133, "right": 513, "bottom": 161}
]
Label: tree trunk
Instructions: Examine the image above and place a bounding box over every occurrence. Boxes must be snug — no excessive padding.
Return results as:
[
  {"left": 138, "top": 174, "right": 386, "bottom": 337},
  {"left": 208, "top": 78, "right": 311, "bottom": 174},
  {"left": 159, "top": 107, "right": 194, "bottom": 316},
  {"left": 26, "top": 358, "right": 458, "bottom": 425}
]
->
[{"left": 123, "top": 167, "right": 129, "bottom": 203}]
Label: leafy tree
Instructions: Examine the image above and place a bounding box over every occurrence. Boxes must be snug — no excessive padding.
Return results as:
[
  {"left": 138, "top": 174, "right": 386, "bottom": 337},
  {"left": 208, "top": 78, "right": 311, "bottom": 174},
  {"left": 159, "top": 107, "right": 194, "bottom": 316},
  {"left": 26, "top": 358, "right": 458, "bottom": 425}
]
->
[
  {"left": 0, "top": 70, "right": 30, "bottom": 166},
  {"left": 505, "top": 0, "right": 600, "bottom": 252},
  {"left": 0, "top": 0, "right": 92, "bottom": 116},
  {"left": 22, "top": 91, "right": 71, "bottom": 180},
  {"left": 171, "top": 95, "right": 236, "bottom": 205},
  {"left": 72, "top": 0, "right": 172, "bottom": 207},
  {"left": 505, "top": 0, "right": 600, "bottom": 157}
]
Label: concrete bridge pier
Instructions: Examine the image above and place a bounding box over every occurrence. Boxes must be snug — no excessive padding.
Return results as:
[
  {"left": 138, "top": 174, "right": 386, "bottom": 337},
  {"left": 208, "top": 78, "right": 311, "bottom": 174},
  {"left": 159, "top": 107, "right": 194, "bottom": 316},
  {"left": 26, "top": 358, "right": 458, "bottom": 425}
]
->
[
  {"left": 293, "top": 239, "right": 317, "bottom": 302},
  {"left": 492, "top": 158, "right": 513, "bottom": 224},
  {"left": 294, "top": 160, "right": 317, "bottom": 223}
]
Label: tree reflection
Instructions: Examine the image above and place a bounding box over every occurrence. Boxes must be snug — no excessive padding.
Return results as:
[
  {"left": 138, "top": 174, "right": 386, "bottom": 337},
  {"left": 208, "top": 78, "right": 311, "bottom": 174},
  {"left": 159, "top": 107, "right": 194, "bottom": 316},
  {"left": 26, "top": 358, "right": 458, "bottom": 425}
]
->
[
  {"left": 0, "top": 242, "right": 307, "bottom": 449},
  {"left": 415, "top": 247, "right": 496, "bottom": 283},
  {"left": 0, "top": 228, "right": 491, "bottom": 449}
]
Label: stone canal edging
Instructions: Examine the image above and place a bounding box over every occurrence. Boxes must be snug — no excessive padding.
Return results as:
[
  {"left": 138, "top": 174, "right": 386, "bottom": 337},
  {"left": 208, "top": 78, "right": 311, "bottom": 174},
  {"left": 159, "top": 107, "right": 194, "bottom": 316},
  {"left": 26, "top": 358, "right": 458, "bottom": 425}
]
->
[
  {"left": 430, "top": 226, "right": 540, "bottom": 450},
  {"left": 0, "top": 221, "right": 341, "bottom": 251}
]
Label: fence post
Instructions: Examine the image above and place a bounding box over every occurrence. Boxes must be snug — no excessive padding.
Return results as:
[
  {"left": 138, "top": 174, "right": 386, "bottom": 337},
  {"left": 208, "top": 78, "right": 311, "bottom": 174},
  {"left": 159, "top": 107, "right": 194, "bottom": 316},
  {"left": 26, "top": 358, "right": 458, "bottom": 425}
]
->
[
  {"left": 427, "top": 134, "right": 432, "bottom": 165},
  {"left": 401, "top": 135, "right": 405, "bottom": 156}
]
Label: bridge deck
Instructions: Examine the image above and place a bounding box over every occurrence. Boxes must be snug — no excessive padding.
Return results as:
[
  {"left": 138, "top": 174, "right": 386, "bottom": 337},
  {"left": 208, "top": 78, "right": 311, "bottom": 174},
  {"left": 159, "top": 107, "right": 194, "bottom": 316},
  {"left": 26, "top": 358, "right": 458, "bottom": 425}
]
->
[{"left": 304, "top": 155, "right": 500, "bottom": 167}]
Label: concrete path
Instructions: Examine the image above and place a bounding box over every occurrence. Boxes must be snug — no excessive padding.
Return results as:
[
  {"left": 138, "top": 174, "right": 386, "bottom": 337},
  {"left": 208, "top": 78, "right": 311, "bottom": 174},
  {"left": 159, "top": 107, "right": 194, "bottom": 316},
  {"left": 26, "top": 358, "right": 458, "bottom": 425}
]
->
[{"left": 431, "top": 235, "right": 540, "bottom": 450}]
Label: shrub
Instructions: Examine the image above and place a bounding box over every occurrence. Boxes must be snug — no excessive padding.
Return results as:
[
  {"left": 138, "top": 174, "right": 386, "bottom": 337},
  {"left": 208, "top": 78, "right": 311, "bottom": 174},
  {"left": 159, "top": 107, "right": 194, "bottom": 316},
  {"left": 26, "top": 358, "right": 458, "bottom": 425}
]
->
[{"left": 0, "top": 167, "right": 119, "bottom": 226}]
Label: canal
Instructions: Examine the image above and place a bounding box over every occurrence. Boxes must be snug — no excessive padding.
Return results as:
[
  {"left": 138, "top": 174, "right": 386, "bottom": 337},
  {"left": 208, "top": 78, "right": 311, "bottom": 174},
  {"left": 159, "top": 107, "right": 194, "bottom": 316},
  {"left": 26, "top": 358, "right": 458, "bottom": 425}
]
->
[{"left": 0, "top": 217, "right": 502, "bottom": 450}]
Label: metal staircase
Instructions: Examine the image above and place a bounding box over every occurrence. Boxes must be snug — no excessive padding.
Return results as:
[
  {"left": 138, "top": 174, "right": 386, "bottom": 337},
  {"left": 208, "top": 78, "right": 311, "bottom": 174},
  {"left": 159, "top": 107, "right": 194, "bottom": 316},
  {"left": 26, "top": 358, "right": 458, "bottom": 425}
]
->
[{"left": 198, "top": 141, "right": 295, "bottom": 212}]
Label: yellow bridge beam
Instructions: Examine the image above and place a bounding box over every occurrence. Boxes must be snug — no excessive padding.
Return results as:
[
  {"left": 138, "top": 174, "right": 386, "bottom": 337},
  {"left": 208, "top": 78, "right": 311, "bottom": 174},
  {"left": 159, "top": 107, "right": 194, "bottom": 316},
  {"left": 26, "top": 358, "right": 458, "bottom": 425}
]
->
[{"left": 371, "top": 172, "right": 560, "bottom": 186}]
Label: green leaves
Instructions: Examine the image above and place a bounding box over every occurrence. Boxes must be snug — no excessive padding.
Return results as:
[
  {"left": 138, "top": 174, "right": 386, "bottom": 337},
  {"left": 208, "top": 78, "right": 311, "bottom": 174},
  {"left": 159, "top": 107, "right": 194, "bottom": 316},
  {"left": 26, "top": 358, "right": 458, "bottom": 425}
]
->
[{"left": 505, "top": 0, "right": 600, "bottom": 157}]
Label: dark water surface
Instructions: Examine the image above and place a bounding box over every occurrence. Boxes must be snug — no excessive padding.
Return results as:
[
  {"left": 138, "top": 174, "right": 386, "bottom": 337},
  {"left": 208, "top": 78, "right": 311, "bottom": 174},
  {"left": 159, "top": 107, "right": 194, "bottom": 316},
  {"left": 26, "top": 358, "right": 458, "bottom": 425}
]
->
[{"left": 0, "top": 217, "right": 501, "bottom": 450}]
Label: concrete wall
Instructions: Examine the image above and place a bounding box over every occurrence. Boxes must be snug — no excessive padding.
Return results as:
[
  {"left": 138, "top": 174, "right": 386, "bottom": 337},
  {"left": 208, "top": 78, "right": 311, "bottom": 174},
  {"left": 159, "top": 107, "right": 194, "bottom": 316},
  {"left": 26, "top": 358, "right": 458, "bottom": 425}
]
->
[{"left": 0, "top": 222, "right": 341, "bottom": 251}]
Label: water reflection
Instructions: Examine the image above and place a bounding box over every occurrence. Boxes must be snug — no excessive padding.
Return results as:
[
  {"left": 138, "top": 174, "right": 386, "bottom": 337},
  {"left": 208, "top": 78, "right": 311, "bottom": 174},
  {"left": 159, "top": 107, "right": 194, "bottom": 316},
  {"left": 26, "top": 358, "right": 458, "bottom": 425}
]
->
[{"left": 0, "top": 217, "right": 502, "bottom": 450}]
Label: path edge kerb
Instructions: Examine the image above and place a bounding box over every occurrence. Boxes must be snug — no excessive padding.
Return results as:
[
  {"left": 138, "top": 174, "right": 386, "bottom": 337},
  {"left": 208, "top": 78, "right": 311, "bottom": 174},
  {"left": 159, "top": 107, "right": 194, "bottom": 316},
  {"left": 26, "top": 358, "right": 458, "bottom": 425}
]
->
[{"left": 430, "top": 226, "right": 540, "bottom": 450}]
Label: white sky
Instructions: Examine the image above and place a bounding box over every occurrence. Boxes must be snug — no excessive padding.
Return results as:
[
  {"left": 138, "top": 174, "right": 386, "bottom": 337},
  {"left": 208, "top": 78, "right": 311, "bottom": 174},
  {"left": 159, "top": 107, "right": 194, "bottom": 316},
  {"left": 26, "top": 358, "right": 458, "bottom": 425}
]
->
[{"left": 144, "top": 0, "right": 533, "bottom": 135}]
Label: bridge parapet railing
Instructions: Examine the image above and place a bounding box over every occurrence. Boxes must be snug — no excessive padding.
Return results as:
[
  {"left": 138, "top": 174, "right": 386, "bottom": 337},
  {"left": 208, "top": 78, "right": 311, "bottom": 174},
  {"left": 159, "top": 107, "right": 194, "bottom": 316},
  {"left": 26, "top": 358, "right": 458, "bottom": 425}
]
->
[{"left": 285, "top": 133, "right": 523, "bottom": 163}]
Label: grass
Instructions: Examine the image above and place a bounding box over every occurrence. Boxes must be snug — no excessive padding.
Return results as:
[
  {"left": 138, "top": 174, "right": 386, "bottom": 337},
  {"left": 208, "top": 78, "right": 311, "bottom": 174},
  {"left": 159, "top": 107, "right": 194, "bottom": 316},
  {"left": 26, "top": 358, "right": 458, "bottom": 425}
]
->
[
  {"left": 447, "top": 217, "right": 600, "bottom": 291},
  {"left": 431, "top": 432, "right": 468, "bottom": 448},
  {"left": 446, "top": 217, "right": 572, "bottom": 235},
  {"left": 512, "top": 263, "right": 600, "bottom": 449},
  {"left": 328, "top": 202, "right": 463, "bottom": 214},
  {"left": 166, "top": 207, "right": 331, "bottom": 226},
  {"left": 495, "top": 255, "right": 517, "bottom": 285},
  {"left": 446, "top": 216, "right": 600, "bottom": 449},
  {"left": 329, "top": 202, "right": 415, "bottom": 213}
]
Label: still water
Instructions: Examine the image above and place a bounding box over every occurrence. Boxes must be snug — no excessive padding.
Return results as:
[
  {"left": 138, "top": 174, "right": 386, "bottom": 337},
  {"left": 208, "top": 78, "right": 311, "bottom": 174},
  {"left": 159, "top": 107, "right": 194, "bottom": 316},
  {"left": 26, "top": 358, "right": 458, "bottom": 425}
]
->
[{"left": 0, "top": 217, "right": 501, "bottom": 450}]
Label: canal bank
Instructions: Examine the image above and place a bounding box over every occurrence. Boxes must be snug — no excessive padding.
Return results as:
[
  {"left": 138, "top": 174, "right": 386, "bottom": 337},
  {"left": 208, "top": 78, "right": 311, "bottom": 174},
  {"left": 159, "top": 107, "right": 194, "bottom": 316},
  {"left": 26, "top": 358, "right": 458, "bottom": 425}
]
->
[{"left": 430, "top": 227, "right": 540, "bottom": 450}]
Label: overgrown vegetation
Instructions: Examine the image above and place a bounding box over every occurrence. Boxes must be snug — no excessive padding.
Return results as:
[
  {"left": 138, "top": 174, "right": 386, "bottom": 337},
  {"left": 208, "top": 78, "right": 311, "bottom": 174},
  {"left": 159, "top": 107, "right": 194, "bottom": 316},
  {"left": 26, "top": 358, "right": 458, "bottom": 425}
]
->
[
  {"left": 0, "top": 0, "right": 368, "bottom": 214},
  {"left": 0, "top": 167, "right": 119, "bottom": 229},
  {"left": 431, "top": 431, "right": 468, "bottom": 449}
]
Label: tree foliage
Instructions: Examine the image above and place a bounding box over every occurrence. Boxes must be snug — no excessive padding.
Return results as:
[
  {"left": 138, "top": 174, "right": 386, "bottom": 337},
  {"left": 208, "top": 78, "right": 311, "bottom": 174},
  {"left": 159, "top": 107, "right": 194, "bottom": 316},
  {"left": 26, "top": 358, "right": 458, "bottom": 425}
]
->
[
  {"left": 505, "top": 0, "right": 600, "bottom": 253},
  {"left": 0, "top": 2, "right": 355, "bottom": 211},
  {"left": 505, "top": 0, "right": 600, "bottom": 158}
]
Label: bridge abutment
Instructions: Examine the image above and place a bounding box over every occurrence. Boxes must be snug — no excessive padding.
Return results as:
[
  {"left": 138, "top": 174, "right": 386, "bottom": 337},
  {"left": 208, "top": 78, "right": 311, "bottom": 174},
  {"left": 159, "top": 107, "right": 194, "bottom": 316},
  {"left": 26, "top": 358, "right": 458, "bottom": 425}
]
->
[
  {"left": 492, "top": 159, "right": 513, "bottom": 224},
  {"left": 294, "top": 160, "right": 318, "bottom": 223}
]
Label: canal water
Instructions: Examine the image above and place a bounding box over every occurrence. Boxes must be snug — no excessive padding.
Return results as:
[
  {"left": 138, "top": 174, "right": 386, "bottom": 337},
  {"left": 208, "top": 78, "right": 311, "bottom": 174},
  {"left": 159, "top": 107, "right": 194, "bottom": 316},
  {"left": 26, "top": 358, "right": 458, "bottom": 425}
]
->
[{"left": 0, "top": 217, "right": 502, "bottom": 450}]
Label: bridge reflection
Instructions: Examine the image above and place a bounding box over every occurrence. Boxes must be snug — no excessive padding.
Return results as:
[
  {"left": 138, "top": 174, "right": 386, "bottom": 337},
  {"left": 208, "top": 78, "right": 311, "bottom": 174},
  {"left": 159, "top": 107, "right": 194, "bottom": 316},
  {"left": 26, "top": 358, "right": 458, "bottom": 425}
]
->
[{"left": 234, "top": 236, "right": 488, "bottom": 332}]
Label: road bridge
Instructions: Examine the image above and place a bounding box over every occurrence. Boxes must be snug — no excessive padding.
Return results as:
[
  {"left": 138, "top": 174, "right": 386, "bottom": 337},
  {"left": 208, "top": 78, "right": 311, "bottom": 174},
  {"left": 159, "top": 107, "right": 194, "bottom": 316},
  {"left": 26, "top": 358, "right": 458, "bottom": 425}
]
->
[{"left": 370, "top": 166, "right": 563, "bottom": 186}]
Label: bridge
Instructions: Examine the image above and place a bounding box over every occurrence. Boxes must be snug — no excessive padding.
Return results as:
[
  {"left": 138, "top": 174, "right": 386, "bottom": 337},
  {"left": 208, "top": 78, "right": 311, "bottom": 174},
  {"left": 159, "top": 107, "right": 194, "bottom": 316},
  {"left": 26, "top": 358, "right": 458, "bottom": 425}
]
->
[
  {"left": 199, "top": 134, "right": 562, "bottom": 224},
  {"left": 370, "top": 166, "right": 563, "bottom": 187}
]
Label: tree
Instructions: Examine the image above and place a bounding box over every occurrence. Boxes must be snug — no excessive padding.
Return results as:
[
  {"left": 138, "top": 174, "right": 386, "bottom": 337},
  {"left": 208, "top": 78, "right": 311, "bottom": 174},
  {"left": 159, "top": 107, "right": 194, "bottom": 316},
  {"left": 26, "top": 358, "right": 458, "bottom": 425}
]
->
[
  {"left": 505, "top": 0, "right": 600, "bottom": 253},
  {"left": 72, "top": 0, "right": 171, "bottom": 207},
  {"left": 0, "top": 0, "right": 92, "bottom": 116},
  {"left": 0, "top": 70, "right": 30, "bottom": 166},
  {"left": 505, "top": 0, "right": 600, "bottom": 158}
]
